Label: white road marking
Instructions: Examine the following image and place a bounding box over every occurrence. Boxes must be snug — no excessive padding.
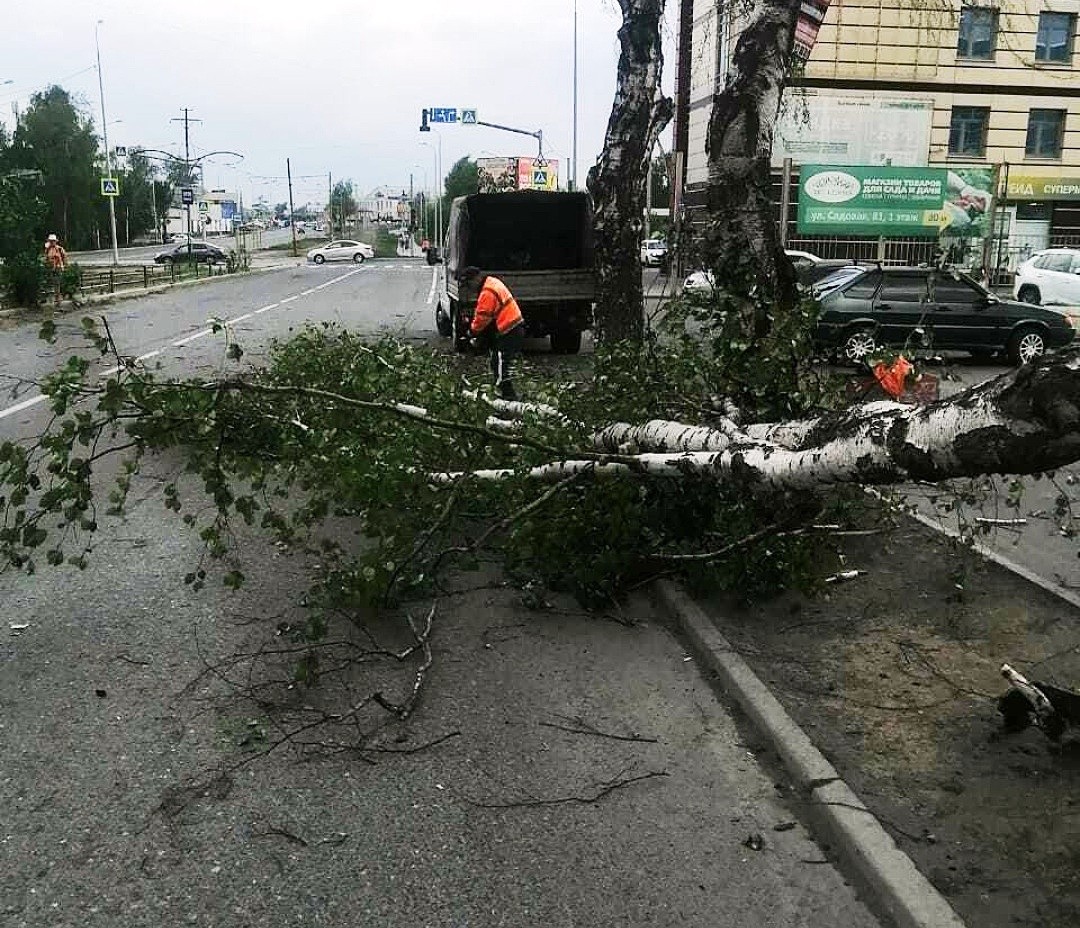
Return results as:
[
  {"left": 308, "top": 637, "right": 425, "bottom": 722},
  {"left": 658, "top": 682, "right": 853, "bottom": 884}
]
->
[
  {"left": 0, "top": 393, "right": 49, "bottom": 420},
  {"left": 172, "top": 327, "right": 214, "bottom": 347},
  {"left": 426, "top": 266, "right": 439, "bottom": 306},
  {"left": 0, "top": 267, "right": 365, "bottom": 423}
]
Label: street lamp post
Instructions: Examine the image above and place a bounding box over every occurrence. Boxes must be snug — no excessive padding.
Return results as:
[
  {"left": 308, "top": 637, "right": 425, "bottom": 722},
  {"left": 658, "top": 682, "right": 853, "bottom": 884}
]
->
[
  {"left": 95, "top": 22, "right": 120, "bottom": 265},
  {"left": 420, "top": 137, "right": 442, "bottom": 249}
]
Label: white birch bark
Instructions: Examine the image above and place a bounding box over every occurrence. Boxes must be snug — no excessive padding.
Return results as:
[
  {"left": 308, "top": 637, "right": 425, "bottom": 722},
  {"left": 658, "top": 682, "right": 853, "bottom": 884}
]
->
[{"left": 436, "top": 352, "right": 1080, "bottom": 488}]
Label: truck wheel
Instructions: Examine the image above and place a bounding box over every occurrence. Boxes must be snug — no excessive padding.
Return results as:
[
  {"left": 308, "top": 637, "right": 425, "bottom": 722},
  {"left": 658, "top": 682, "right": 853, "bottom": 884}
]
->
[
  {"left": 451, "top": 303, "right": 470, "bottom": 353},
  {"left": 551, "top": 326, "right": 582, "bottom": 355},
  {"left": 435, "top": 301, "right": 452, "bottom": 337}
]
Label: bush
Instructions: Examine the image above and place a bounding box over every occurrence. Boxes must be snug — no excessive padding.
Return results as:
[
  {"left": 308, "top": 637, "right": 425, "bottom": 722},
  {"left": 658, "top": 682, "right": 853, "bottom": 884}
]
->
[{"left": 0, "top": 250, "right": 49, "bottom": 307}]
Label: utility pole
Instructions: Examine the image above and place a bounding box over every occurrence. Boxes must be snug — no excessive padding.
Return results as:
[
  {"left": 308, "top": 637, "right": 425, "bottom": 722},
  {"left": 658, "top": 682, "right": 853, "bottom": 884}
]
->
[
  {"left": 287, "top": 158, "right": 298, "bottom": 257},
  {"left": 409, "top": 172, "right": 414, "bottom": 254},
  {"left": 95, "top": 21, "right": 119, "bottom": 265},
  {"left": 171, "top": 107, "right": 201, "bottom": 257},
  {"left": 328, "top": 171, "right": 333, "bottom": 237},
  {"left": 572, "top": 0, "right": 578, "bottom": 191}
]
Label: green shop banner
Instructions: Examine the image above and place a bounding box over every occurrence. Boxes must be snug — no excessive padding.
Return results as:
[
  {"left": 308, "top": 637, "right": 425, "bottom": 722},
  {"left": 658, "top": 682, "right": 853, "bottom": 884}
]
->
[{"left": 797, "top": 165, "right": 994, "bottom": 237}]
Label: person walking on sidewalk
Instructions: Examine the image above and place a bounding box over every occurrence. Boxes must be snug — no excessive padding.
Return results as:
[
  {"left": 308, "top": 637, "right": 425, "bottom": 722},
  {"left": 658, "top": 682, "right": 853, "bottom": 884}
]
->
[{"left": 458, "top": 265, "right": 525, "bottom": 401}]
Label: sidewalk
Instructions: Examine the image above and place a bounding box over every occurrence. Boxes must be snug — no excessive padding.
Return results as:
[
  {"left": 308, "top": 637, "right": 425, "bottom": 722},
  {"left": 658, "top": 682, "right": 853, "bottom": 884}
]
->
[{"left": 0, "top": 478, "right": 879, "bottom": 928}]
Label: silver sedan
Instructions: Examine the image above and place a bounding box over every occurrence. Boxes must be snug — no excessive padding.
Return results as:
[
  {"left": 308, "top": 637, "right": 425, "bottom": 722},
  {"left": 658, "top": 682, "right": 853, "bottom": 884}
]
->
[{"left": 306, "top": 240, "right": 375, "bottom": 264}]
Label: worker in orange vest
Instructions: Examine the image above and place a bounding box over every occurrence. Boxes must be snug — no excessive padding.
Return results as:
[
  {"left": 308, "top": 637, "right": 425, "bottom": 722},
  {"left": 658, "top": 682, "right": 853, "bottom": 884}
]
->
[{"left": 458, "top": 265, "right": 525, "bottom": 401}]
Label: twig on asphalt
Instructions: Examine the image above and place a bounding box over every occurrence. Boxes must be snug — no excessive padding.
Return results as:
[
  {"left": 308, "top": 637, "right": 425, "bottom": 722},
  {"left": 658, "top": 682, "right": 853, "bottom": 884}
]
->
[
  {"left": 540, "top": 712, "right": 659, "bottom": 744},
  {"left": 462, "top": 769, "right": 669, "bottom": 809}
]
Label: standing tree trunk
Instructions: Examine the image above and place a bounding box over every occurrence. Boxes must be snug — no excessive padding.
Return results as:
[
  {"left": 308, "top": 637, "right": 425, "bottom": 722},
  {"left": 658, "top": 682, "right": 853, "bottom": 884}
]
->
[
  {"left": 588, "top": 0, "right": 673, "bottom": 345},
  {"left": 702, "top": 0, "right": 799, "bottom": 337}
]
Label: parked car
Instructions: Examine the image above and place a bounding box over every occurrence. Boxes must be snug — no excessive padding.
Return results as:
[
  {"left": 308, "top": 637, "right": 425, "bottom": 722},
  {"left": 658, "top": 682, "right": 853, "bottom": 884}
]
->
[
  {"left": 162, "top": 232, "right": 191, "bottom": 245},
  {"left": 814, "top": 265, "right": 1076, "bottom": 366},
  {"left": 306, "top": 240, "right": 375, "bottom": 264},
  {"left": 682, "top": 250, "right": 858, "bottom": 294},
  {"left": 640, "top": 239, "right": 669, "bottom": 267},
  {"left": 153, "top": 241, "right": 228, "bottom": 265},
  {"left": 1014, "top": 248, "right": 1080, "bottom": 307},
  {"left": 788, "top": 251, "right": 862, "bottom": 286}
]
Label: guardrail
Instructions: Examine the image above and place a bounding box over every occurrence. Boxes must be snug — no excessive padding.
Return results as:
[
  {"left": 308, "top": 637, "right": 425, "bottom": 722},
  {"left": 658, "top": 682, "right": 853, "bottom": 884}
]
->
[{"left": 74, "top": 261, "right": 232, "bottom": 296}]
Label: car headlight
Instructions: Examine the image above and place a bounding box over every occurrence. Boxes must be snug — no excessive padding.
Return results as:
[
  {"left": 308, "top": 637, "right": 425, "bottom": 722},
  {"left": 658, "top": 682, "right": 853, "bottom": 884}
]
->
[{"left": 1065, "top": 312, "right": 1080, "bottom": 330}]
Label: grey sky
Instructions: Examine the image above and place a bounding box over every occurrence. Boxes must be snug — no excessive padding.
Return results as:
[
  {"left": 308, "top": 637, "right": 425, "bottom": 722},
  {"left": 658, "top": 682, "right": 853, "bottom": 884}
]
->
[{"left": 1, "top": 1, "right": 678, "bottom": 208}]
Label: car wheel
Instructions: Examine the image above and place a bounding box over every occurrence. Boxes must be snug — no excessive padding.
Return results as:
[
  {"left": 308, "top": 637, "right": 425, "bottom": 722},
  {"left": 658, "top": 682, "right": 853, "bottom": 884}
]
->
[
  {"left": 1008, "top": 326, "right": 1046, "bottom": 366},
  {"left": 435, "top": 302, "right": 453, "bottom": 337},
  {"left": 1017, "top": 284, "right": 1041, "bottom": 305},
  {"left": 841, "top": 327, "right": 877, "bottom": 365},
  {"left": 313, "top": 254, "right": 325, "bottom": 265},
  {"left": 352, "top": 252, "right": 365, "bottom": 264}
]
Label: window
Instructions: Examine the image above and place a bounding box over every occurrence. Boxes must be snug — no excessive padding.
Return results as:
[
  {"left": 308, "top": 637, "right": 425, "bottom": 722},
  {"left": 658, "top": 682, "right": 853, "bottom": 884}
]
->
[
  {"left": 1026, "top": 109, "right": 1066, "bottom": 158},
  {"left": 948, "top": 107, "right": 990, "bottom": 156},
  {"left": 935, "top": 279, "right": 984, "bottom": 304},
  {"left": 956, "top": 6, "right": 998, "bottom": 59},
  {"left": 844, "top": 272, "right": 881, "bottom": 299},
  {"left": 1035, "top": 11, "right": 1075, "bottom": 63},
  {"left": 880, "top": 274, "right": 928, "bottom": 302},
  {"left": 1035, "top": 252, "right": 1073, "bottom": 272}
]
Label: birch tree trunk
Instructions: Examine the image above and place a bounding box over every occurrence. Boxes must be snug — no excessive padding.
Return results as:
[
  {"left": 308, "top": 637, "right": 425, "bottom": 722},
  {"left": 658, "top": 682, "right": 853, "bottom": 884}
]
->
[
  {"left": 702, "top": 0, "right": 800, "bottom": 335},
  {"left": 437, "top": 349, "right": 1080, "bottom": 489},
  {"left": 587, "top": 0, "right": 673, "bottom": 345}
]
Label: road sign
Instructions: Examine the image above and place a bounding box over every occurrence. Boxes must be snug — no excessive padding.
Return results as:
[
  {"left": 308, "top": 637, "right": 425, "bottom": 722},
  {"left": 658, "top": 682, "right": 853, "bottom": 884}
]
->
[
  {"left": 198, "top": 201, "right": 209, "bottom": 214},
  {"left": 461, "top": 109, "right": 477, "bottom": 125},
  {"left": 181, "top": 187, "right": 194, "bottom": 205},
  {"left": 429, "top": 107, "right": 458, "bottom": 124},
  {"left": 532, "top": 169, "right": 548, "bottom": 186},
  {"left": 100, "top": 177, "right": 119, "bottom": 197},
  {"left": 114, "top": 146, "right": 127, "bottom": 157}
]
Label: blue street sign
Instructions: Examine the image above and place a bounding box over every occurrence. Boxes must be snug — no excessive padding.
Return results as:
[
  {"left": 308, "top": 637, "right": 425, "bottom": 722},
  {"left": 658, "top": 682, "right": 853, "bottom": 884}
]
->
[
  {"left": 181, "top": 187, "right": 194, "bottom": 205},
  {"left": 429, "top": 107, "right": 458, "bottom": 124}
]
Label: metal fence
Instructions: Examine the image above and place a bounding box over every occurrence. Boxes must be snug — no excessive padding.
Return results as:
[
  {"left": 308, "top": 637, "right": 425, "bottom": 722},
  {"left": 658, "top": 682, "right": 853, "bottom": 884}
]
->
[{"left": 74, "top": 261, "right": 231, "bottom": 296}]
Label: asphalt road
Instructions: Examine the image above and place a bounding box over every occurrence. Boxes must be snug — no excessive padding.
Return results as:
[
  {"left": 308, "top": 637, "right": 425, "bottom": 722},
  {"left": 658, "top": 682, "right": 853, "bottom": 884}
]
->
[
  {"left": 894, "top": 355, "right": 1080, "bottom": 599},
  {"left": 0, "top": 261, "right": 883, "bottom": 927}
]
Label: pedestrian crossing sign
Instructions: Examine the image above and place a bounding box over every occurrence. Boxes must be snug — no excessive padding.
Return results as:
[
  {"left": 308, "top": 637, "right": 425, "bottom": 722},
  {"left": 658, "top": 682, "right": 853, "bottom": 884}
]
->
[
  {"left": 100, "top": 177, "right": 119, "bottom": 197},
  {"left": 461, "top": 109, "right": 477, "bottom": 125},
  {"left": 532, "top": 169, "right": 548, "bottom": 186}
]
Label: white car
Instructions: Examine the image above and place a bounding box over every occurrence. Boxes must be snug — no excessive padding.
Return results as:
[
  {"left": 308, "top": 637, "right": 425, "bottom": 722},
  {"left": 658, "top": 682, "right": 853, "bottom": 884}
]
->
[
  {"left": 640, "top": 239, "right": 668, "bottom": 266},
  {"left": 1014, "top": 248, "right": 1080, "bottom": 306},
  {"left": 306, "top": 240, "right": 375, "bottom": 265}
]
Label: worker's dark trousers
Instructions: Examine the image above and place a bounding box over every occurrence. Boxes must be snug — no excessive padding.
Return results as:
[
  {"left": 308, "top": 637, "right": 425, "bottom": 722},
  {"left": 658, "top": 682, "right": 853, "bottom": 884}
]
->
[{"left": 489, "top": 323, "right": 524, "bottom": 401}]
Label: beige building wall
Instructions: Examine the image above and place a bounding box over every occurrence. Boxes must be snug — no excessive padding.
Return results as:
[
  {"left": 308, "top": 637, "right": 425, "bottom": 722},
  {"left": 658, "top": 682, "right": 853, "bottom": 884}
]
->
[
  {"left": 803, "top": 0, "right": 1080, "bottom": 173},
  {"left": 685, "top": 1, "right": 1080, "bottom": 183}
]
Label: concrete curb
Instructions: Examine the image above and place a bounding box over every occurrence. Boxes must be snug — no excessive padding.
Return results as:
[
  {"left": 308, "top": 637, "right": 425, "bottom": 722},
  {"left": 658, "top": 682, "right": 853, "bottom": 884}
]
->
[
  {"left": 654, "top": 579, "right": 966, "bottom": 928},
  {"left": 895, "top": 499, "right": 1080, "bottom": 613}
]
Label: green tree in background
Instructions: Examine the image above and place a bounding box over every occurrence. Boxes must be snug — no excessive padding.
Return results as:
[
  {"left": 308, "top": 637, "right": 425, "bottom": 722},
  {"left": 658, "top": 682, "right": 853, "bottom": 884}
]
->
[
  {"left": 9, "top": 86, "right": 100, "bottom": 250},
  {"left": 442, "top": 156, "right": 478, "bottom": 214},
  {"left": 330, "top": 180, "right": 356, "bottom": 236}
]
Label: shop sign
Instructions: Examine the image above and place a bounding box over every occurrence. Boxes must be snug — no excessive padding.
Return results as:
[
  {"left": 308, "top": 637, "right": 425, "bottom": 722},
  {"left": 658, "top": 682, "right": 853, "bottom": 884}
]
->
[
  {"left": 1005, "top": 173, "right": 1080, "bottom": 201},
  {"left": 798, "top": 164, "right": 994, "bottom": 237}
]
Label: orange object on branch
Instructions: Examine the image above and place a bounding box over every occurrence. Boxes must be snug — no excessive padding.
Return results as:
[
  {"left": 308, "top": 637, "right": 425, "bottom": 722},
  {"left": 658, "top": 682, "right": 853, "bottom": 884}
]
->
[{"left": 872, "top": 357, "right": 913, "bottom": 399}]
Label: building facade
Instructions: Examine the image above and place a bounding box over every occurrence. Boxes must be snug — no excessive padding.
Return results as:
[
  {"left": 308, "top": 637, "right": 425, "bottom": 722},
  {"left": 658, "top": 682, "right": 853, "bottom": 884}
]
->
[{"left": 676, "top": 1, "right": 1080, "bottom": 269}]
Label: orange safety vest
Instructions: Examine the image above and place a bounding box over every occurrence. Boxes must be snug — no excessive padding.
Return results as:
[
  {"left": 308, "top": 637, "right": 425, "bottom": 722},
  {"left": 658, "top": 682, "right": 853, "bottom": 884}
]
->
[{"left": 471, "top": 275, "right": 523, "bottom": 336}]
